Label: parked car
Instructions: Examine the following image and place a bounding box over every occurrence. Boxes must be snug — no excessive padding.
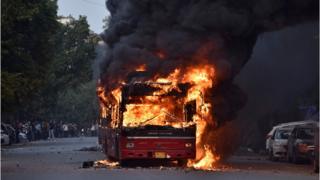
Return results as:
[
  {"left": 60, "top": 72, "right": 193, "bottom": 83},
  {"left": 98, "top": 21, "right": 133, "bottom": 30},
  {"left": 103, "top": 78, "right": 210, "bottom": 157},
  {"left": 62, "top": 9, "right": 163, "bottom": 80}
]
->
[
  {"left": 287, "top": 124, "right": 315, "bottom": 163},
  {"left": 1, "top": 123, "right": 16, "bottom": 143},
  {"left": 266, "top": 120, "right": 317, "bottom": 156},
  {"left": 1, "top": 129, "right": 10, "bottom": 145},
  {"left": 268, "top": 127, "right": 293, "bottom": 160},
  {"left": 18, "top": 132, "right": 29, "bottom": 143},
  {"left": 312, "top": 124, "right": 319, "bottom": 173}
]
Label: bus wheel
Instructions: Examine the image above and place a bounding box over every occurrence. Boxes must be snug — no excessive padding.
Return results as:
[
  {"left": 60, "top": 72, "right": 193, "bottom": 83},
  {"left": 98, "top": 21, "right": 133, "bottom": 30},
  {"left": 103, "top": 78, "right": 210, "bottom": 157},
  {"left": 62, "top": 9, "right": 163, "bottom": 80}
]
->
[
  {"left": 313, "top": 159, "right": 319, "bottom": 173},
  {"left": 177, "top": 159, "right": 188, "bottom": 167},
  {"left": 119, "top": 159, "right": 128, "bottom": 166}
]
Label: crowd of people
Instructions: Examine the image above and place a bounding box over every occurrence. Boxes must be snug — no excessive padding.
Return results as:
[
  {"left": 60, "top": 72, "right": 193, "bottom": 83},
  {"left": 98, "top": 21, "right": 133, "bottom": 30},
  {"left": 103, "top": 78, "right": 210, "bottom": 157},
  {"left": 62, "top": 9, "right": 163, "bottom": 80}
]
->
[{"left": 2, "top": 120, "right": 98, "bottom": 143}]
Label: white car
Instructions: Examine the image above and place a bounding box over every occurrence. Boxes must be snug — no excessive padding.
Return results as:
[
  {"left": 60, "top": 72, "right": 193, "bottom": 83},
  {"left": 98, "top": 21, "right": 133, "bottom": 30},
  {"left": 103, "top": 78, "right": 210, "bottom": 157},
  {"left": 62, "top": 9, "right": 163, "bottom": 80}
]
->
[
  {"left": 266, "top": 120, "right": 317, "bottom": 155},
  {"left": 18, "top": 132, "right": 28, "bottom": 143},
  {"left": 1, "top": 130, "right": 10, "bottom": 145},
  {"left": 268, "top": 127, "right": 292, "bottom": 160}
]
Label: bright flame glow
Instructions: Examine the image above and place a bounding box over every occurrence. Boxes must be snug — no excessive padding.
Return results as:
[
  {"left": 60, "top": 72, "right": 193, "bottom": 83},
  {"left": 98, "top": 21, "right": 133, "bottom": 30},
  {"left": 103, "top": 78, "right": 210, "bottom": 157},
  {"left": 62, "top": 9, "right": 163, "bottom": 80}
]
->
[
  {"left": 94, "top": 159, "right": 119, "bottom": 168},
  {"left": 191, "top": 145, "right": 220, "bottom": 170},
  {"left": 136, "top": 64, "right": 146, "bottom": 71},
  {"left": 111, "top": 88, "right": 121, "bottom": 103},
  {"left": 97, "top": 64, "right": 220, "bottom": 170},
  {"left": 155, "top": 50, "right": 166, "bottom": 59}
]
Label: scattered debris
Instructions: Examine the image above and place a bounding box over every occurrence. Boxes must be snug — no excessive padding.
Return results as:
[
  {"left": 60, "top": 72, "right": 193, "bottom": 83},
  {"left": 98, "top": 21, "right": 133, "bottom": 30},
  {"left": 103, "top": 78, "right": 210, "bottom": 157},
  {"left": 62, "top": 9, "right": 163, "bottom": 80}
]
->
[
  {"left": 82, "top": 159, "right": 120, "bottom": 169},
  {"left": 81, "top": 159, "right": 230, "bottom": 172},
  {"left": 77, "top": 146, "right": 100, "bottom": 152},
  {"left": 93, "top": 160, "right": 119, "bottom": 169},
  {"left": 82, "top": 161, "right": 94, "bottom": 168}
]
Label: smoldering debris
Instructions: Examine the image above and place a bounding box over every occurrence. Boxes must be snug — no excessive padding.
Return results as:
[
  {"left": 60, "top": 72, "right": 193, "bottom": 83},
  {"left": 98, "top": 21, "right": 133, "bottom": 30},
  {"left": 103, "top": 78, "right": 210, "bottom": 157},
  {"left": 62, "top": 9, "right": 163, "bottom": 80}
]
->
[
  {"left": 77, "top": 146, "right": 101, "bottom": 152},
  {"left": 93, "top": 160, "right": 120, "bottom": 169},
  {"left": 82, "top": 159, "right": 231, "bottom": 172},
  {"left": 82, "top": 161, "right": 94, "bottom": 168}
]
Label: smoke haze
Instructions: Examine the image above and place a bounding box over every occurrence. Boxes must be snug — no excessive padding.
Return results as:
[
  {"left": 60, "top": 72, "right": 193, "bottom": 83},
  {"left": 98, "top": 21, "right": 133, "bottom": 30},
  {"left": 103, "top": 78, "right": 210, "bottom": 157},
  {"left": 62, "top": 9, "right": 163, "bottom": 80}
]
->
[{"left": 98, "top": 0, "right": 318, "bottom": 155}]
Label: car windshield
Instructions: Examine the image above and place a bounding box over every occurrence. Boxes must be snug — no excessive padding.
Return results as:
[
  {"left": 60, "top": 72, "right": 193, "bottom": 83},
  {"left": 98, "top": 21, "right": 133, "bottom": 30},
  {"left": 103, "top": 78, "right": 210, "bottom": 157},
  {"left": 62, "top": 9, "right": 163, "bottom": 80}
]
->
[
  {"left": 275, "top": 129, "right": 291, "bottom": 139},
  {"left": 296, "top": 128, "right": 314, "bottom": 139}
]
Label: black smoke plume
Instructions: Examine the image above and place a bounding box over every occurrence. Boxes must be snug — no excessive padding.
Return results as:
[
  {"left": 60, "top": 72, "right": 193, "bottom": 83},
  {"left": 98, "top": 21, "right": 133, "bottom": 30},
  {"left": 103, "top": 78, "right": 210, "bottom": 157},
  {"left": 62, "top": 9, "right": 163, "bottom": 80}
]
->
[{"left": 99, "top": 0, "right": 318, "bottom": 158}]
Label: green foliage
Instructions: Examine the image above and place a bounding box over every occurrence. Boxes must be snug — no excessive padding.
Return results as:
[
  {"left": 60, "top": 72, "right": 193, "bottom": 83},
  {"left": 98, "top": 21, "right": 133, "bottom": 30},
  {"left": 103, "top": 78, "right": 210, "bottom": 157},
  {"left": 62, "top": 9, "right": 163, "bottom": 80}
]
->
[
  {"left": 1, "top": 0, "right": 59, "bottom": 119},
  {"left": 54, "top": 81, "right": 99, "bottom": 124},
  {"left": 42, "top": 16, "right": 100, "bottom": 123},
  {"left": 1, "top": 71, "right": 22, "bottom": 112},
  {"left": 49, "top": 16, "right": 98, "bottom": 90},
  {"left": 2, "top": 1, "right": 100, "bottom": 124}
]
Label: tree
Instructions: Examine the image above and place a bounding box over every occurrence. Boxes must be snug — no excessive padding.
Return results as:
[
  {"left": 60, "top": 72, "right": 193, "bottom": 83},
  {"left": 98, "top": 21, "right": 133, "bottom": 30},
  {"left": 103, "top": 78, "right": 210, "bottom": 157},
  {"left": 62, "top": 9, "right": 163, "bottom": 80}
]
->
[
  {"left": 43, "top": 16, "right": 100, "bottom": 123},
  {"left": 2, "top": 1, "right": 100, "bottom": 125},
  {"left": 48, "top": 16, "right": 98, "bottom": 90},
  {"left": 54, "top": 81, "right": 99, "bottom": 125},
  {"left": 1, "top": 0, "right": 59, "bottom": 121}
]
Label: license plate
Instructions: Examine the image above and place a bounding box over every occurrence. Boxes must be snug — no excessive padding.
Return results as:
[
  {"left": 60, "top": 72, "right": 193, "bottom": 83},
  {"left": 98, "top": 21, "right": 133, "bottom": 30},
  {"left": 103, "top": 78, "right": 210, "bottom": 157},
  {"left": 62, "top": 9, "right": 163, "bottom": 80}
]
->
[{"left": 154, "top": 152, "right": 166, "bottom": 158}]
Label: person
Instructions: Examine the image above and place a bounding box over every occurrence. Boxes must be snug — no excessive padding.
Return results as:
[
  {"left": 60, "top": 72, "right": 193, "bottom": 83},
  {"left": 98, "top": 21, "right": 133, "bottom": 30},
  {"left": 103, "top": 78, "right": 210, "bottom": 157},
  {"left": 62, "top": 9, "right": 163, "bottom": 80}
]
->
[
  {"left": 35, "top": 122, "right": 41, "bottom": 140},
  {"left": 90, "top": 124, "right": 96, "bottom": 136},
  {"left": 48, "top": 121, "right": 55, "bottom": 140},
  {"left": 55, "top": 121, "right": 62, "bottom": 138},
  {"left": 62, "top": 124, "right": 68, "bottom": 137},
  {"left": 69, "top": 123, "right": 76, "bottom": 137},
  {"left": 26, "top": 121, "right": 33, "bottom": 141},
  {"left": 14, "top": 122, "right": 21, "bottom": 143},
  {"left": 42, "top": 121, "right": 49, "bottom": 139},
  {"left": 30, "top": 122, "right": 36, "bottom": 141},
  {"left": 81, "top": 128, "right": 85, "bottom": 136}
]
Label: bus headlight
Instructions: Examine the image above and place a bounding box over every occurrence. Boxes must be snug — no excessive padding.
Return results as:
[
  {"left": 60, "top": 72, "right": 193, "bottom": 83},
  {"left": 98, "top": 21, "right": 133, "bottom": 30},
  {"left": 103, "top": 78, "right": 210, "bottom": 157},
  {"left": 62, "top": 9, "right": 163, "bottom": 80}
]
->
[
  {"left": 185, "top": 143, "right": 192, "bottom": 148},
  {"left": 126, "top": 142, "right": 135, "bottom": 148}
]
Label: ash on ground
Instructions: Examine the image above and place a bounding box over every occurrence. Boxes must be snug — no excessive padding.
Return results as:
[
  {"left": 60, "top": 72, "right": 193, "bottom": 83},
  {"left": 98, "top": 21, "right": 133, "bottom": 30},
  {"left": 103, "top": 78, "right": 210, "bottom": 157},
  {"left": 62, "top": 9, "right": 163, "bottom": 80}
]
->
[{"left": 77, "top": 146, "right": 101, "bottom": 152}]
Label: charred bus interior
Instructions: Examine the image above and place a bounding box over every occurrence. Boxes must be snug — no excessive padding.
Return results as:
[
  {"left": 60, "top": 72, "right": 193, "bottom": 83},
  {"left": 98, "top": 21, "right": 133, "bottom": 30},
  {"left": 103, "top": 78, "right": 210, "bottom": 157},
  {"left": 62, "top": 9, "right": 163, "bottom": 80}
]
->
[{"left": 98, "top": 73, "right": 197, "bottom": 164}]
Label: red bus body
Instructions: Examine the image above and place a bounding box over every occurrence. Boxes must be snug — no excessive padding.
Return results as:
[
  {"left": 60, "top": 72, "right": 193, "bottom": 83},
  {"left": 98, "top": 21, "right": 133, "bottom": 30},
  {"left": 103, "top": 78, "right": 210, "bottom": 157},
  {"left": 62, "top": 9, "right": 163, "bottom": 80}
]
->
[
  {"left": 98, "top": 76, "right": 196, "bottom": 163},
  {"left": 99, "top": 125, "right": 196, "bottom": 161}
]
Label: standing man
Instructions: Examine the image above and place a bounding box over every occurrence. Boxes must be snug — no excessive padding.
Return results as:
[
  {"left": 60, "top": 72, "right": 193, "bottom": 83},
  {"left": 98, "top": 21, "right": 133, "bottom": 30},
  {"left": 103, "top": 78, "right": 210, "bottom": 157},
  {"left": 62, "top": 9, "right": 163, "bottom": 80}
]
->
[
  {"left": 90, "top": 124, "right": 96, "bottom": 136},
  {"left": 35, "top": 121, "right": 41, "bottom": 140},
  {"left": 62, "top": 123, "right": 69, "bottom": 137},
  {"left": 48, "top": 121, "right": 55, "bottom": 140}
]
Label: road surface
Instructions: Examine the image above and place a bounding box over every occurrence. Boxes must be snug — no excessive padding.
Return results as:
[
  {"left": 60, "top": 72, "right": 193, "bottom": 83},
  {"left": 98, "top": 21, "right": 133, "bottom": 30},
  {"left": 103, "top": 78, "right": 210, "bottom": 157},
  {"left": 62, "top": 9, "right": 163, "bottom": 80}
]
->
[{"left": 1, "top": 137, "right": 318, "bottom": 180}]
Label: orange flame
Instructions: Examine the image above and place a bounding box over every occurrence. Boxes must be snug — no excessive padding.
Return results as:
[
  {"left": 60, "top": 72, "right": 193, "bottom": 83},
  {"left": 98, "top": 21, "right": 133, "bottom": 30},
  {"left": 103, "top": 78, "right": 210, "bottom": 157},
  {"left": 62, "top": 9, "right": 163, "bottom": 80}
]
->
[
  {"left": 155, "top": 50, "right": 166, "bottom": 59},
  {"left": 136, "top": 64, "right": 146, "bottom": 71},
  {"left": 97, "top": 82, "right": 108, "bottom": 118},
  {"left": 111, "top": 88, "right": 121, "bottom": 103},
  {"left": 191, "top": 145, "right": 220, "bottom": 170},
  {"left": 97, "top": 64, "right": 220, "bottom": 170}
]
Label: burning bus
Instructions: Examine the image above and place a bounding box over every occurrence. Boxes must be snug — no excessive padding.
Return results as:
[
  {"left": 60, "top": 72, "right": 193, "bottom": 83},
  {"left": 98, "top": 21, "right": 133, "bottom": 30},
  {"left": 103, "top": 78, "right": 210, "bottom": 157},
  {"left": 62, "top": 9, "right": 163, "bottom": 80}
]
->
[
  {"left": 97, "top": 66, "right": 217, "bottom": 167},
  {"left": 98, "top": 71, "right": 197, "bottom": 165}
]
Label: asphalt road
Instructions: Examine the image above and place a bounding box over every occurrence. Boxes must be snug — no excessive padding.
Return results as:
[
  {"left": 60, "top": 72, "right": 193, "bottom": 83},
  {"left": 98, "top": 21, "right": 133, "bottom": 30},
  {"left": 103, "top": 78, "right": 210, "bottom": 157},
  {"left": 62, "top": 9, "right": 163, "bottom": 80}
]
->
[{"left": 1, "top": 137, "right": 318, "bottom": 180}]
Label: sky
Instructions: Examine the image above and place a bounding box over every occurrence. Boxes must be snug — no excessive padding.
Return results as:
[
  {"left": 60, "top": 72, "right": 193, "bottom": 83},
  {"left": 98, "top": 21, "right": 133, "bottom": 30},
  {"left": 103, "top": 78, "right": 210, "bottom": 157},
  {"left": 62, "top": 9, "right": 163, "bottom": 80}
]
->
[{"left": 57, "top": 0, "right": 109, "bottom": 33}]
